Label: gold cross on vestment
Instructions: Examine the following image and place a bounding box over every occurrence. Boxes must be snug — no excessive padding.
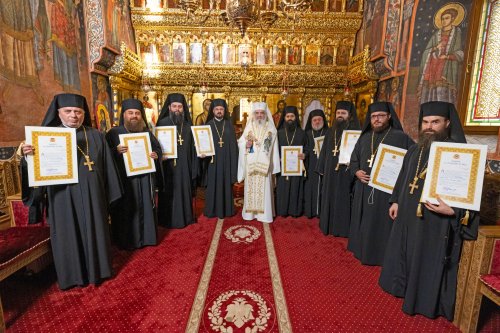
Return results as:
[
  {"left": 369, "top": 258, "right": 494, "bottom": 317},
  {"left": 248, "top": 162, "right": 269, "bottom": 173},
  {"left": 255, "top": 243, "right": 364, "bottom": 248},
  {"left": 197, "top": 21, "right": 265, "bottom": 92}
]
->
[
  {"left": 178, "top": 135, "right": 184, "bottom": 146},
  {"left": 218, "top": 138, "right": 224, "bottom": 148},
  {"left": 367, "top": 154, "right": 375, "bottom": 168},
  {"left": 332, "top": 146, "right": 339, "bottom": 156},
  {"left": 83, "top": 155, "right": 94, "bottom": 171},
  {"left": 409, "top": 177, "right": 419, "bottom": 194}
]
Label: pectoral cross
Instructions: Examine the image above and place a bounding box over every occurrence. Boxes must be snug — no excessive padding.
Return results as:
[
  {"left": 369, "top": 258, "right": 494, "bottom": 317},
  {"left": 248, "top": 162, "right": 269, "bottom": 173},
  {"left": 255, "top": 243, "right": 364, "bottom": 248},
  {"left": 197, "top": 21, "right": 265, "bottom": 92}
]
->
[
  {"left": 332, "top": 145, "right": 339, "bottom": 156},
  {"left": 367, "top": 154, "right": 375, "bottom": 168},
  {"left": 409, "top": 177, "right": 419, "bottom": 194},
  {"left": 178, "top": 135, "right": 184, "bottom": 146},
  {"left": 218, "top": 138, "right": 224, "bottom": 148},
  {"left": 83, "top": 155, "right": 94, "bottom": 171}
]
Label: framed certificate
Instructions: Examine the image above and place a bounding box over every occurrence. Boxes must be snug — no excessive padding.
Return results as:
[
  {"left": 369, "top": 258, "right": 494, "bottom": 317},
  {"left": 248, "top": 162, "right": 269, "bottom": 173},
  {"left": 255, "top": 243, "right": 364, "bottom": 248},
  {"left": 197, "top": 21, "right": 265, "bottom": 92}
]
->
[
  {"left": 313, "top": 136, "right": 325, "bottom": 157},
  {"left": 191, "top": 125, "right": 215, "bottom": 157},
  {"left": 155, "top": 126, "right": 177, "bottom": 159},
  {"left": 338, "top": 130, "right": 362, "bottom": 164},
  {"left": 119, "top": 133, "right": 156, "bottom": 176},
  {"left": 368, "top": 144, "right": 407, "bottom": 194},
  {"left": 25, "top": 126, "right": 78, "bottom": 187},
  {"left": 281, "top": 146, "right": 303, "bottom": 176},
  {"left": 421, "top": 142, "right": 487, "bottom": 211}
]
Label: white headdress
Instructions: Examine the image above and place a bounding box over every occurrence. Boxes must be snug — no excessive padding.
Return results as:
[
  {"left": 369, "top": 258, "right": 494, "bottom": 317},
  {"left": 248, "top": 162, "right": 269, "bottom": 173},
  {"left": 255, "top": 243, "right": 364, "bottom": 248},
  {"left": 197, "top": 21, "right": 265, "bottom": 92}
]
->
[
  {"left": 242, "top": 102, "right": 277, "bottom": 137},
  {"left": 302, "top": 99, "right": 325, "bottom": 129}
]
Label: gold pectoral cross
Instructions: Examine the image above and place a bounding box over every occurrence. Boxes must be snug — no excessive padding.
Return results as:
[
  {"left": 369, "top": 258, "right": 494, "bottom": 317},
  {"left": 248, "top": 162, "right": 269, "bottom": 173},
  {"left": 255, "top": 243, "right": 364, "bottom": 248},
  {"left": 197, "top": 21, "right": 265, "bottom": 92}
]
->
[
  {"left": 409, "top": 177, "right": 419, "bottom": 194},
  {"left": 218, "top": 138, "right": 224, "bottom": 148},
  {"left": 83, "top": 155, "right": 94, "bottom": 171},
  {"left": 367, "top": 154, "right": 374, "bottom": 168},
  {"left": 332, "top": 146, "right": 339, "bottom": 156},
  {"left": 178, "top": 135, "right": 184, "bottom": 146}
]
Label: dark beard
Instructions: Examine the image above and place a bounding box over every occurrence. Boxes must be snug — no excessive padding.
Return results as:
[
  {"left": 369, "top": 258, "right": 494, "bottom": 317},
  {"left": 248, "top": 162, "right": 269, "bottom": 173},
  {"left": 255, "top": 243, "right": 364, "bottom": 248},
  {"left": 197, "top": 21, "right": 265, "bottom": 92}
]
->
[
  {"left": 333, "top": 118, "right": 347, "bottom": 130},
  {"left": 125, "top": 120, "right": 144, "bottom": 132},
  {"left": 418, "top": 128, "right": 449, "bottom": 150},
  {"left": 286, "top": 121, "right": 296, "bottom": 131},
  {"left": 373, "top": 122, "right": 390, "bottom": 133},
  {"left": 170, "top": 112, "right": 183, "bottom": 125}
]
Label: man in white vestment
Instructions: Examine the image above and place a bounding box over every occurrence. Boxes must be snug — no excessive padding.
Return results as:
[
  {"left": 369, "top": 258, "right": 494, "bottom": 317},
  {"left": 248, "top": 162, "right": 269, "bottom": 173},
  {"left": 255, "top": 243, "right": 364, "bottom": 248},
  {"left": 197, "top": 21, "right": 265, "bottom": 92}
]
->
[{"left": 237, "top": 102, "right": 280, "bottom": 223}]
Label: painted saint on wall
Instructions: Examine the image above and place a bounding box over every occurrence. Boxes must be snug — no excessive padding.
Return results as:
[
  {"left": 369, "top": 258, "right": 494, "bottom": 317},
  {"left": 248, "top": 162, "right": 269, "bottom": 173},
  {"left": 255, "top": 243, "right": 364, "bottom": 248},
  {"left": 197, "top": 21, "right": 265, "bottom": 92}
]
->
[{"left": 417, "top": 3, "right": 465, "bottom": 105}]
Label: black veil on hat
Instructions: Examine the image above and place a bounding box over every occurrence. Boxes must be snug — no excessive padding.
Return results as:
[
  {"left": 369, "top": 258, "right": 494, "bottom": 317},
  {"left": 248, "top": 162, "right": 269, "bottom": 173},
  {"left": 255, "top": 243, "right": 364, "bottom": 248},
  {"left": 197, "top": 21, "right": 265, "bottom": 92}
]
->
[
  {"left": 158, "top": 93, "right": 192, "bottom": 124},
  {"left": 120, "top": 98, "right": 148, "bottom": 128},
  {"left": 42, "top": 93, "right": 91, "bottom": 127},
  {"left": 419, "top": 101, "right": 466, "bottom": 143},
  {"left": 361, "top": 101, "right": 403, "bottom": 134},
  {"left": 304, "top": 109, "right": 329, "bottom": 131},
  {"left": 206, "top": 98, "right": 229, "bottom": 123},
  {"left": 277, "top": 105, "right": 300, "bottom": 130},
  {"left": 335, "top": 100, "right": 360, "bottom": 130}
]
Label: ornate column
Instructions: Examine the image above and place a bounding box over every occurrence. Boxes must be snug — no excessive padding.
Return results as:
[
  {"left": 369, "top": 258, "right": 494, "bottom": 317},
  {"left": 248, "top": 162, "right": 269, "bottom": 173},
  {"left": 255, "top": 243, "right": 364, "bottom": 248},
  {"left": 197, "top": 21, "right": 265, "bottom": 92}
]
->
[{"left": 110, "top": 77, "right": 120, "bottom": 126}]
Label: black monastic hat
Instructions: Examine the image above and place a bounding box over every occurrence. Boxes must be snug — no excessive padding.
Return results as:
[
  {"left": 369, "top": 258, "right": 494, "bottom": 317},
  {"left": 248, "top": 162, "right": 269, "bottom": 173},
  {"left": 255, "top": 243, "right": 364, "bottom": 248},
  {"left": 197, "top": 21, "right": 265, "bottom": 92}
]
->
[
  {"left": 361, "top": 101, "right": 403, "bottom": 134},
  {"left": 41, "top": 93, "right": 91, "bottom": 127},
  {"left": 158, "top": 93, "right": 192, "bottom": 124},
  {"left": 419, "top": 101, "right": 466, "bottom": 143},
  {"left": 277, "top": 105, "right": 300, "bottom": 130},
  {"left": 304, "top": 109, "right": 329, "bottom": 131},
  {"left": 120, "top": 98, "right": 148, "bottom": 128},
  {"left": 335, "top": 100, "right": 360, "bottom": 130},
  {"left": 206, "top": 98, "right": 229, "bottom": 123}
]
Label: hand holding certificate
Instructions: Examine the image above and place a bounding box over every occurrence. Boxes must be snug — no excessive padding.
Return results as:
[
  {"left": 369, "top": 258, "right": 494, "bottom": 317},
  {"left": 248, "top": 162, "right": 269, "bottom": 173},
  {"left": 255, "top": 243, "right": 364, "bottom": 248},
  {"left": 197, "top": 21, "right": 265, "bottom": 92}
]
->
[
  {"left": 119, "top": 133, "right": 156, "bottom": 176},
  {"left": 25, "top": 126, "right": 78, "bottom": 186},
  {"left": 155, "top": 126, "right": 177, "bottom": 159},
  {"left": 281, "top": 146, "right": 303, "bottom": 176},
  {"left": 421, "top": 142, "right": 487, "bottom": 211},
  {"left": 338, "top": 130, "right": 362, "bottom": 164},
  {"left": 368, "top": 144, "right": 407, "bottom": 194},
  {"left": 192, "top": 125, "right": 215, "bottom": 157}
]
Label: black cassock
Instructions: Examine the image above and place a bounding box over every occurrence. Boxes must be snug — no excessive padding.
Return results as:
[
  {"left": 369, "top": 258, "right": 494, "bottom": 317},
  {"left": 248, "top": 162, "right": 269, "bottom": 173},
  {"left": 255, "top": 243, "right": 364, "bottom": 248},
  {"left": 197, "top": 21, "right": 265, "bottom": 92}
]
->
[
  {"left": 348, "top": 128, "right": 414, "bottom": 265},
  {"left": 276, "top": 127, "right": 305, "bottom": 217},
  {"left": 156, "top": 117, "right": 198, "bottom": 228},
  {"left": 105, "top": 127, "right": 163, "bottom": 249},
  {"left": 202, "top": 119, "right": 238, "bottom": 218},
  {"left": 303, "top": 128, "right": 326, "bottom": 218},
  {"left": 379, "top": 143, "right": 479, "bottom": 320},
  {"left": 21, "top": 127, "right": 122, "bottom": 290},
  {"left": 316, "top": 128, "right": 355, "bottom": 236}
]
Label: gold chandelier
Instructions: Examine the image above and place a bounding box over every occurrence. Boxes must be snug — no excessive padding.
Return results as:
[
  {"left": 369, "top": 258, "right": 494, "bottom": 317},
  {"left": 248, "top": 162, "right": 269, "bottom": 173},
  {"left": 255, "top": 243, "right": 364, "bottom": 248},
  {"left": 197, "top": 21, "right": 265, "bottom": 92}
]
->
[{"left": 176, "top": 0, "right": 311, "bottom": 37}]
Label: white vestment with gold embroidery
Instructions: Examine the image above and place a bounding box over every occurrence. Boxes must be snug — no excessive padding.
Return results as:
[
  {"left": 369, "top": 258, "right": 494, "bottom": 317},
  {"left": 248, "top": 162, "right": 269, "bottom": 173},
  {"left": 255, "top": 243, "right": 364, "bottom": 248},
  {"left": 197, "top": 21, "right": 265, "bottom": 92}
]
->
[{"left": 237, "top": 129, "right": 280, "bottom": 223}]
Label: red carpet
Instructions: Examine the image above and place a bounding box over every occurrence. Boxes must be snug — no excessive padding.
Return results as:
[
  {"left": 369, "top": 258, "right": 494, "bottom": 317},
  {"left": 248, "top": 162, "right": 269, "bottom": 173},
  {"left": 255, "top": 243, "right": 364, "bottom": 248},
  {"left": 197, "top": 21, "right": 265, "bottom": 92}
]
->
[
  {"left": 3, "top": 220, "right": 217, "bottom": 332},
  {"left": 3, "top": 212, "right": 499, "bottom": 332},
  {"left": 187, "top": 214, "right": 288, "bottom": 332},
  {"left": 270, "top": 216, "right": 500, "bottom": 332}
]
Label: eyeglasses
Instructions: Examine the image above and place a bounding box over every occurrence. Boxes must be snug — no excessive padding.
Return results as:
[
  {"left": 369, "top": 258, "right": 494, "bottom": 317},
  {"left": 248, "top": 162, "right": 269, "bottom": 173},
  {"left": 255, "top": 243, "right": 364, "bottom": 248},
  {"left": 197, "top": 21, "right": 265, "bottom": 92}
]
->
[{"left": 370, "top": 114, "right": 389, "bottom": 120}]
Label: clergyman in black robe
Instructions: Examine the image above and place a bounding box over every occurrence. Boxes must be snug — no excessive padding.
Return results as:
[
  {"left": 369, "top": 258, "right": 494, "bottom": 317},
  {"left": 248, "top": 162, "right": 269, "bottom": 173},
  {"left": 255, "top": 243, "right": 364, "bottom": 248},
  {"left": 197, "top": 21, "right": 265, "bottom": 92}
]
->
[
  {"left": 317, "top": 101, "right": 360, "bottom": 235},
  {"left": 156, "top": 93, "right": 198, "bottom": 228},
  {"left": 379, "top": 102, "right": 479, "bottom": 321},
  {"left": 200, "top": 99, "right": 238, "bottom": 218},
  {"left": 105, "top": 98, "right": 163, "bottom": 249},
  {"left": 275, "top": 106, "right": 306, "bottom": 217},
  {"left": 21, "top": 93, "right": 122, "bottom": 290},
  {"left": 303, "top": 109, "right": 328, "bottom": 218},
  {"left": 348, "top": 102, "right": 414, "bottom": 265}
]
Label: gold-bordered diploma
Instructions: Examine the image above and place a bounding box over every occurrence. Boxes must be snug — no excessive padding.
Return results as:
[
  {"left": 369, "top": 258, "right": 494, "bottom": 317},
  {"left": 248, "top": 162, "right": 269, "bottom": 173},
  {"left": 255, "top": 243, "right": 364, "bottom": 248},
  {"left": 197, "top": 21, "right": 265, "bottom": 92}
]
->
[
  {"left": 191, "top": 125, "right": 215, "bottom": 157},
  {"left": 421, "top": 142, "right": 487, "bottom": 211},
  {"left": 314, "top": 136, "right": 325, "bottom": 157},
  {"left": 119, "top": 133, "right": 156, "bottom": 177},
  {"left": 338, "top": 130, "right": 362, "bottom": 164},
  {"left": 154, "top": 126, "right": 177, "bottom": 159},
  {"left": 281, "top": 146, "right": 303, "bottom": 176},
  {"left": 368, "top": 144, "right": 407, "bottom": 194},
  {"left": 25, "top": 126, "right": 78, "bottom": 187}
]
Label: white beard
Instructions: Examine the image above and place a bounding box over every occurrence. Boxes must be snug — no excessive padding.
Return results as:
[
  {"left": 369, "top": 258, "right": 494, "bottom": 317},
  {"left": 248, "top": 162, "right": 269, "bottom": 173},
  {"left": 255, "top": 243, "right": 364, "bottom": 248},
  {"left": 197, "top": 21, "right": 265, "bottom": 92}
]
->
[{"left": 312, "top": 124, "right": 324, "bottom": 131}]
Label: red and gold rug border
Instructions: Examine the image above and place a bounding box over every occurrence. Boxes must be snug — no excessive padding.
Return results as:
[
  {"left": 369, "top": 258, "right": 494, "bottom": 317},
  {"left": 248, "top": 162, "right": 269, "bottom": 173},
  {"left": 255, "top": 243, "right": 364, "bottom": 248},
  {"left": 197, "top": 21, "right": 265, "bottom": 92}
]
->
[
  {"left": 263, "top": 223, "right": 293, "bottom": 333},
  {"left": 185, "top": 218, "right": 224, "bottom": 332}
]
